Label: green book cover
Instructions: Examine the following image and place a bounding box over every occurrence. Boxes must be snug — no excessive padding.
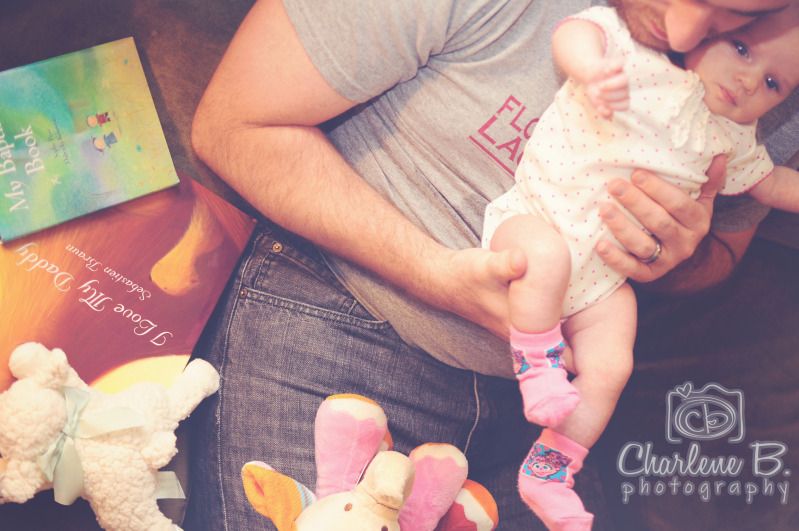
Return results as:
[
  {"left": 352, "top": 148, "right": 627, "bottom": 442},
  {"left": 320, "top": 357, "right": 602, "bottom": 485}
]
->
[{"left": 0, "top": 37, "right": 178, "bottom": 242}]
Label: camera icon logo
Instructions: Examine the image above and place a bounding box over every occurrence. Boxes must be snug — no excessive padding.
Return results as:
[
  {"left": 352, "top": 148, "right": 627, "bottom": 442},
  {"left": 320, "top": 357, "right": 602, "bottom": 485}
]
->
[{"left": 665, "top": 381, "right": 745, "bottom": 444}]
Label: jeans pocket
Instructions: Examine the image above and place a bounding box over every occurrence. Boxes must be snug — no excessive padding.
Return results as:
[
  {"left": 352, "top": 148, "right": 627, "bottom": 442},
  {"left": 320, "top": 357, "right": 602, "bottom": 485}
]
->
[{"left": 244, "top": 226, "right": 390, "bottom": 330}]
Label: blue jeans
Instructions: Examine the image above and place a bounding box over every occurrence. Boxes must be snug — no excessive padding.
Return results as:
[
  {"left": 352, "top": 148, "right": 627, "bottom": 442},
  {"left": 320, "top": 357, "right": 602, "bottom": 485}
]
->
[{"left": 183, "top": 221, "right": 603, "bottom": 530}]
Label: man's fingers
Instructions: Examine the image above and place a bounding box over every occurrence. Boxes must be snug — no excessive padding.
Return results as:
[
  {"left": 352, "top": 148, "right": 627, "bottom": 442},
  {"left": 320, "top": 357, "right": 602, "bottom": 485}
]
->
[
  {"left": 607, "top": 177, "right": 677, "bottom": 239},
  {"left": 600, "top": 164, "right": 720, "bottom": 282},
  {"left": 699, "top": 154, "right": 727, "bottom": 209},
  {"left": 616, "top": 172, "right": 702, "bottom": 232},
  {"left": 595, "top": 240, "right": 652, "bottom": 281},
  {"left": 489, "top": 248, "right": 527, "bottom": 282},
  {"left": 599, "top": 203, "right": 658, "bottom": 258}
]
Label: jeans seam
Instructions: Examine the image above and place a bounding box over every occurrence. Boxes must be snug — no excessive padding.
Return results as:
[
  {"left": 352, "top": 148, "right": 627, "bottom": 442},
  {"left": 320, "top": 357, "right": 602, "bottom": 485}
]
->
[
  {"left": 463, "top": 372, "right": 481, "bottom": 454},
  {"left": 344, "top": 298, "right": 359, "bottom": 316},
  {"left": 216, "top": 238, "right": 260, "bottom": 531}
]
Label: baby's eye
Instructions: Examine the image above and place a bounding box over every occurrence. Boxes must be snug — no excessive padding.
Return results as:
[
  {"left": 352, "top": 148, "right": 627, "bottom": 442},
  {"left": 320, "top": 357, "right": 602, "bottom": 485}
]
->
[
  {"left": 732, "top": 39, "right": 749, "bottom": 57},
  {"left": 765, "top": 75, "right": 780, "bottom": 92}
]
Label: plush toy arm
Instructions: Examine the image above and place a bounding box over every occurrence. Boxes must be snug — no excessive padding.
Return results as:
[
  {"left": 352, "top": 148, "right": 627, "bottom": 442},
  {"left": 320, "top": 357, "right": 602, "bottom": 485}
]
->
[
  {"left": 398, "top": 443, "right": 468, "bottom": 531},
  {"left": 399, "top": 444, "right": 499, "bottom": 531},
  {"left": 314, "top": 394, "right": 388, "bottom": 499},
  {"left": 140, "top": 431, "right": 178, "bottom": 470},
  {"left": 166, "top": 359, "right": 220, "bottom": 423},
  {"left": 0, "top": 457, "right": 48, "bottom": 504},
  {"left": 435, "top": 480, "right": 499, "bottom": 531}
]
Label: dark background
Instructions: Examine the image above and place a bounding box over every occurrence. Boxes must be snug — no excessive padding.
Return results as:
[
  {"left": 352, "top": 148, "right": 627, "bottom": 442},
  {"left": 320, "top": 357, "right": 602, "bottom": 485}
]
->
[{"left": 0, "top": 1, "right": 797, "bottom": 530}]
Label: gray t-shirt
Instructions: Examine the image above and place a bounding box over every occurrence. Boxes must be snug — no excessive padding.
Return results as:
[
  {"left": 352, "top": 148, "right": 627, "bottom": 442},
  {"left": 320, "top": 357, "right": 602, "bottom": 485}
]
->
[{"left": 284, "top": 0, "right": 798, "bottom": 378}]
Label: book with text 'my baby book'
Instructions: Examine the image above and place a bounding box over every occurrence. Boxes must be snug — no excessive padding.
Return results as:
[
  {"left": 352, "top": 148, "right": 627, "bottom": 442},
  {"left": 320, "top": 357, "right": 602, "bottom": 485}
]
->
[{"left": 0, "top": 37, "right": 179, "bottom": 242}]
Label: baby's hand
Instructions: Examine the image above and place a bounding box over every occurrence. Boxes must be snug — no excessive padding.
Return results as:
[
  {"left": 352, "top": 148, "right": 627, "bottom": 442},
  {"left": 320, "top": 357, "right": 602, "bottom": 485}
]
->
[{"left": 583, "top": 54, "right": 629, "bottom": 119}]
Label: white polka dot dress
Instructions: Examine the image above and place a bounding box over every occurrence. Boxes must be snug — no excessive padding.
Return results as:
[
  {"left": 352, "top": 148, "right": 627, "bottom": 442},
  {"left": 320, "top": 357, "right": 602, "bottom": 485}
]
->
[{"left": 482, "top": 6, "right": 773, "bottom": 317}]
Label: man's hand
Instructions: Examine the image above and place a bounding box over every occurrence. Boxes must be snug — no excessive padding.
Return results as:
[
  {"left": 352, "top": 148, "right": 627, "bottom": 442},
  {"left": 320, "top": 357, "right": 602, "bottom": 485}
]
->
[
  {"left": 596, "top": 154, "right": 727, "bottom": 283},
  {"left": 430, "top": 247, "right": 527, "bottom": 339}
]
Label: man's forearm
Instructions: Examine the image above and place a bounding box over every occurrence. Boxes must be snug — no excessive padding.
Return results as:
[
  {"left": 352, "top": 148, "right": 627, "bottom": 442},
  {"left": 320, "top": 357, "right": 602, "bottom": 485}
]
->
[
  {"left": 186, "top": 0, "right": 453, "bottom": 307},
  {"left": 187, "top": 0, "right": 525, "bottom": 339},
  {"left": 192, "top": 121, "right": 455, "bottom": 309}
]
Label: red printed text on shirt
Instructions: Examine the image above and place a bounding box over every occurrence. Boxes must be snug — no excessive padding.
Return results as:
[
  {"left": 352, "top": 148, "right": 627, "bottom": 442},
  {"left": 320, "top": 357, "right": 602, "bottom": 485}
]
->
[{"left": 469, "top": 95, "right": 540, "bottom": 176}]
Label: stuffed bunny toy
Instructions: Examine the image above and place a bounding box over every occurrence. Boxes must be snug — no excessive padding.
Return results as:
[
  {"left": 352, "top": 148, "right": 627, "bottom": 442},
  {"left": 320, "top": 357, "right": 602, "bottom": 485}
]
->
[{"left": 242, "top": 394, "right": 499, "bottom": 530}]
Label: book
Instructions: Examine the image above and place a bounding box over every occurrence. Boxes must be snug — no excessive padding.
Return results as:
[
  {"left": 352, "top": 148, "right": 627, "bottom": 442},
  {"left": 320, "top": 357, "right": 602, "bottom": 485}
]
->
[
  {"left": 0, "top": 37, "right": 179, "bottom": 242},
  {"left": 0, "top": 172, "right": 255, "bottom": 393}
]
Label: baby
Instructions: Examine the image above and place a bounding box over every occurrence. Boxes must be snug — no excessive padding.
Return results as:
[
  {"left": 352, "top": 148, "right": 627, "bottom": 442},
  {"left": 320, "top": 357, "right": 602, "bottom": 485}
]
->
[{"left": 482, "top": 4, "right": 799, "bottom": 530}]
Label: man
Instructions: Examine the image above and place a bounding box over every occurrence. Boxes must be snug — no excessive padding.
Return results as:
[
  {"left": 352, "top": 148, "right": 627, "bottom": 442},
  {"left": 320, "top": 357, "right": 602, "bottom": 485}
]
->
[{"left": 185, "top": 1, "right": 795, "bottom": 529}]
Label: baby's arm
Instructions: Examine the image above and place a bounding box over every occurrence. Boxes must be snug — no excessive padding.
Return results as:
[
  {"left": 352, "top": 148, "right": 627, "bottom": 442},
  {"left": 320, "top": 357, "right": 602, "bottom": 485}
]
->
[
  {"left": 749, "top": 166, "right": 799, "bottom": 212},
  {"left": 552, "top": 18, "right": 629, "bottom": 118}
]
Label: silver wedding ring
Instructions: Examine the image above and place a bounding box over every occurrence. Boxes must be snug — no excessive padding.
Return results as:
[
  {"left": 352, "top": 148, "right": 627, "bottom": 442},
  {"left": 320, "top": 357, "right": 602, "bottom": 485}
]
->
[{"left": 639, "top": 239, "right": 662, "bottom": 265}]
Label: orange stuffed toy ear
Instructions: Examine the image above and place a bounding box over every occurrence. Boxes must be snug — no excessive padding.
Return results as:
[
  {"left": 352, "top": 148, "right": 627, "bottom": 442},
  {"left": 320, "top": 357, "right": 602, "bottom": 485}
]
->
[{"left": 241, "top": 461, "right": 316, "bottom": 531}]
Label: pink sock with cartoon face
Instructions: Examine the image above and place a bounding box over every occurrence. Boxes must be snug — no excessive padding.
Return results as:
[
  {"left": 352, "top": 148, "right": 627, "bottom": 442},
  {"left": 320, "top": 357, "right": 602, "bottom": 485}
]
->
[
  {"left": 510, "top": 324, "right": 580, "bottom": 427},
  {"left": 518, "top": 429, "right": 593, "bottom": 531}
]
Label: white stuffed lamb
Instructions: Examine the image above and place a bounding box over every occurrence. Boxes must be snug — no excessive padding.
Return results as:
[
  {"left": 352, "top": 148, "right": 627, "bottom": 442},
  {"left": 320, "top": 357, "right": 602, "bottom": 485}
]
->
[{"left": 0, "top": 342, "right": 219, "bottom": 531}]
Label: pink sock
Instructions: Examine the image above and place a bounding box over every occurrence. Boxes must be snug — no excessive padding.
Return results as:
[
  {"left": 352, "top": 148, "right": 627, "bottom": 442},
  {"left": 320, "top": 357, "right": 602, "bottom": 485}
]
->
[
  {"left": 510, "top": 324, "right": 579, "bottom": 426},
  {"left": 518, "top": 429, "right": 593, "bottom": 531}
]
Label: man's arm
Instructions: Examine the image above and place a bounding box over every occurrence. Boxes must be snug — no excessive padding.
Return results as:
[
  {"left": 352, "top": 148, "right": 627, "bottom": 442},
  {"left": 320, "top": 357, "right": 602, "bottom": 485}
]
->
[
  {"left": 191, "top": 0, "right": 525, "bottom": 337},
  {"left": 642, "top": 227, "right": 756, "bottom": 293}
]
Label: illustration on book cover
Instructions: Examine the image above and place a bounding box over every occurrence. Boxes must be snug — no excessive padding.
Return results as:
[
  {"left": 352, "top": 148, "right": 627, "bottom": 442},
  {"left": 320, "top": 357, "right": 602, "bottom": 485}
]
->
[{"left": 0, "top": 37, "right": 178, "bottom": 241}]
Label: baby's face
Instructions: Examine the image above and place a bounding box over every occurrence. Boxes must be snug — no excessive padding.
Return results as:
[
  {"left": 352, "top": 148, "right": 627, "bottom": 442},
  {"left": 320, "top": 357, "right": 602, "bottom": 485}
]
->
[{"left": 685, "top": 9, "right": 799, "bottom": 124}]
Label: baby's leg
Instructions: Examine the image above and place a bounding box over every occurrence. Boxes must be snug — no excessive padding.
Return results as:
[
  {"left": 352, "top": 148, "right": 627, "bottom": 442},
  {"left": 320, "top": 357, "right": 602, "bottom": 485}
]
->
[
  {"left": 490, "top": 214, "right": 578, "bottom": 426},
  {"left": 518, "top": 284, "right": 636, "bottom": 530},
  {"left": 490, "top": 214, "right": 570, "bottom": 332},
  {"left": 557, "top": 282, "right": 637, "bottom": 448}
]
